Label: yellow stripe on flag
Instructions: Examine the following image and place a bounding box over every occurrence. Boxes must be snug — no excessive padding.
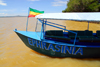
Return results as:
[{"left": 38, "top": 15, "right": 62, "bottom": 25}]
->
[{"left": 29, "top": 11, "right": 41, "bottom": 15}]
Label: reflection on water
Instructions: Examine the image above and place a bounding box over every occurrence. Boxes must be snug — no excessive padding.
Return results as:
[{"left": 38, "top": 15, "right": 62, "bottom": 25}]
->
[{"left": 0, "top": 17, "right": 100, "bottom": 67}]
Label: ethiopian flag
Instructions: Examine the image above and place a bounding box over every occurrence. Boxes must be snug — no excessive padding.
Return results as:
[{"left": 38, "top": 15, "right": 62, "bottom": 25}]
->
[{"left": 28, "top": 8, "right": 44, "bottom": 17}]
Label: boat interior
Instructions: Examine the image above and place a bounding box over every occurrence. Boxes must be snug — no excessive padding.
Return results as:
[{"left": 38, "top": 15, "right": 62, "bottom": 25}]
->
[
  {"left": 35, "top": 19, "right": 100, "bottom": 46},
  {"left": 45, "top": 30, "right": 100, "bottom": 45}
]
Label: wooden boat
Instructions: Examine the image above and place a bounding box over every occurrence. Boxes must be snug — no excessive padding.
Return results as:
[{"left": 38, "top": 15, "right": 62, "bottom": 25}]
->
[{"left": 14, "top": 13, "right": 100, "bottom": 58}]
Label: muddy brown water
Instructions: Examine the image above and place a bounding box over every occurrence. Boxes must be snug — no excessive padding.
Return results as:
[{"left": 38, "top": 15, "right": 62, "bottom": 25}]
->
[{"left": 0, "top": 17, "right": 100, "bottom": 67}]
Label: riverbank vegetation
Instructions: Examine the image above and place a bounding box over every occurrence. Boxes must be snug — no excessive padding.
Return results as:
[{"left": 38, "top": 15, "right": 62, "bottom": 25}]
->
[{"left": 62, "top": 0, "right": 100, "bottom": 12}]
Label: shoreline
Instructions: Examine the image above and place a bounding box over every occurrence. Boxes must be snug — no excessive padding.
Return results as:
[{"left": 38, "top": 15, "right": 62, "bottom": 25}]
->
[{"left": 0, "top": 16, "right": 27, "bottom": 18}]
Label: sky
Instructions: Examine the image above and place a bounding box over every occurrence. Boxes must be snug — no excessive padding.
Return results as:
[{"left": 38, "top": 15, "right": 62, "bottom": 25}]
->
[{"left": 0, "top": 0, "right": 68, "bottom": 16}]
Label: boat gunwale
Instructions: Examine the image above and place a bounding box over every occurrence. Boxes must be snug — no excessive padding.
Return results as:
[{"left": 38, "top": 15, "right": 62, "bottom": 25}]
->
[{"left": 14, "top": 30, "right": 100, "bottom": 48}]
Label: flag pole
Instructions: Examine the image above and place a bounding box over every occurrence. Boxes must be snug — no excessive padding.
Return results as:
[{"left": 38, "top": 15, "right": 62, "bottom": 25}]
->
[{"left": 26, "top": 7, "right": 30, "bottom": 31}]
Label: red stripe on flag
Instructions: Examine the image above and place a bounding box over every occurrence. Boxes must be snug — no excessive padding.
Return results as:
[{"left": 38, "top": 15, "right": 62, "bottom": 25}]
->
[{"left": 28, "top": 14, "right": 36, "bottom": 17}]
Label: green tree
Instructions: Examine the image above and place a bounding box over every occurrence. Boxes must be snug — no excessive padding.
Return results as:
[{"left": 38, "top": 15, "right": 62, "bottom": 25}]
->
[{"left": 62, "top": 0, "right": 100, "bottom": 12}]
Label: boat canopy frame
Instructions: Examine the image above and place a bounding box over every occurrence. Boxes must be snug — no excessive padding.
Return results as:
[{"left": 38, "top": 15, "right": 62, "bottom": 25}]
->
[{"left": 35, "top": 19, "right": 77, "bottom": 45}]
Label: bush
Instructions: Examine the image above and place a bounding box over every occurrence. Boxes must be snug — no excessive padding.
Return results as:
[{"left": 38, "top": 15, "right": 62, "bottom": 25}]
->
[{"left": 62, "top": 0, "right": 100, "bottom": 12}]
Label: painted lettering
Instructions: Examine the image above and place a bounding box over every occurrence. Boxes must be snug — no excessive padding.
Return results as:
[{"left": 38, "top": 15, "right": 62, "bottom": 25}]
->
[
  {"left": 64, "top": 46, "right": 73, "bottom": 54},
  {"left": 74, "top": 48, "right": 83, "bottom": 55},
  {"left": 61, "top": 45, "right": 64, "bottom": 53},
  {"left": 72, "top": 47, "right": 76, "bottom": 54},
  {"left": 36, "top": 41, "right": 41, "bottom": 48},
  {"left": 48, "top": 44, "right": 55, "bottom": 51},
  {"left": 42, "top": 42, "right": 48, "bottom": 50},
  {"left": 28, "top": 38, "right": 32, "bottom": 45},
  {"left": 55, "top": 45, "right": 61, "bottom": 52},
  {"left": 27, "top": 37, "right": 83, "bottom": 55},
  {"left": 32, "top": 39, "right": 36, "bottom": 46}
]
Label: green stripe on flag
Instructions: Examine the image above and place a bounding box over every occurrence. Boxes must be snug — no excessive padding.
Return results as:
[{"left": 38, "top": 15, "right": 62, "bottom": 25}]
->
[{"left": 30, "top": 8, "right": 44, "bottom": 13}]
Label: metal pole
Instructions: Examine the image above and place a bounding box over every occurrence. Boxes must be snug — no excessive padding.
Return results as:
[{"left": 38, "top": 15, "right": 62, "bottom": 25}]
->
[
  {"left": 35, "top": 19, "right": 38, "bottom": 32},
  {"left": 44, "top": 19, "right": 47, "bottom": 32},
  {"left": 42, "top": 19, "right": 44, "bottom": 40},
  {"left": 26, "top": 7, "right": 30, "bottom": 31},
  {"left": 40, "top": 19, "right": 44, "bottom": 40}
]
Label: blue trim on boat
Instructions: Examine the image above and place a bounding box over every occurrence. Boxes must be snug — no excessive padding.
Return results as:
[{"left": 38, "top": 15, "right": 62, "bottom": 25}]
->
[
  {"left": 14, "top": 30, "right": 100, "bottom": 48},
  {"left": 14, "top": 30, "right": 41, "bottom": 40}
]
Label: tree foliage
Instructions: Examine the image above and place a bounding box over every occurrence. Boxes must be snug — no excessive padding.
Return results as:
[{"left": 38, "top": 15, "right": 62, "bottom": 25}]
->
[{"left": 62, "top": 0, "right": 100, "bottom": 12}]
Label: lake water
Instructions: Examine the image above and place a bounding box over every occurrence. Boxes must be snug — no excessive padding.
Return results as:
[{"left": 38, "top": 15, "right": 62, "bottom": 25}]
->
[{"left": 0, "top": 17, "right": 100, "bottom": 67}]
